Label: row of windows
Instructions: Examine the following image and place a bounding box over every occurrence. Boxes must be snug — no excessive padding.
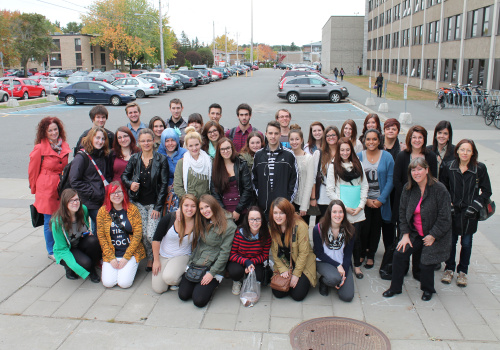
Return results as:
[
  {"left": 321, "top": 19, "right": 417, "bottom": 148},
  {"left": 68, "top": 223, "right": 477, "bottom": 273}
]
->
[{"left": 368, "top": 0, "right": 442, "bottom": 28}]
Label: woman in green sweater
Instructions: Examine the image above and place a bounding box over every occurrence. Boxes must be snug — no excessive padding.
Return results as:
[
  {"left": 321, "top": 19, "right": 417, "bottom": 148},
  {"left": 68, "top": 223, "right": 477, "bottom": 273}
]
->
[
  {"left": 51, "top": 189, "right": 102, "bottom": 282},
  {"left": 178, "top": 194, "right": 236, "bottom": 307}
]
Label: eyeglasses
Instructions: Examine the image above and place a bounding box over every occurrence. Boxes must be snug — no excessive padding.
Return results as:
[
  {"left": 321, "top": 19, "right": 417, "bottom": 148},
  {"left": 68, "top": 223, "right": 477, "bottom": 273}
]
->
[
  {"left": 326, "top": 134, "right": 337, "bottom": 139},
  {"left": 69, "top": 198, "right": 80, "bottom": 204},
  {"left": 207, "top": 129, "right": 219, "bottom": 135},
  {"left": 249, "top": 218, "right": 262, "bottom": 223},
  {"left": 111, "top": 191, "right": 123, "bottom": 196},
  {"left": 220, "top": 146, "right": 232, "bottom": 152}
]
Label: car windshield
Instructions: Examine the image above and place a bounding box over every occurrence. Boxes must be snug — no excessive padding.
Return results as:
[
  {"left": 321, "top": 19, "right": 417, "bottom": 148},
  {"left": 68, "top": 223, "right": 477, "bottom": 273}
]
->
[{"left": 100, "top": 82, "right": 118, "bottom": 90}]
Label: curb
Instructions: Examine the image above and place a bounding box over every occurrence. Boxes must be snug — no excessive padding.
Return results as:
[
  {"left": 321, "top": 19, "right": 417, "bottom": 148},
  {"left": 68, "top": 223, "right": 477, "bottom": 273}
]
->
[{"left": 0, "top": 100, "right": 62, "bottom": 111}]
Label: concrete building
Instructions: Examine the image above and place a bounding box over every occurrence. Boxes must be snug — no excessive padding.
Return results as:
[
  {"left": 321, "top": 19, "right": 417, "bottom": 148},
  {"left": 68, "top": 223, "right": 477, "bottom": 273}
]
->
[
  {"left": 365, "top": 0, "right": 500, "bottom": 90},
  {"left": 322, "top": 16, "right": 365, "bottom": 75},
  {"left": 27, "top": 33, "right": 114, "bottom": 72}
]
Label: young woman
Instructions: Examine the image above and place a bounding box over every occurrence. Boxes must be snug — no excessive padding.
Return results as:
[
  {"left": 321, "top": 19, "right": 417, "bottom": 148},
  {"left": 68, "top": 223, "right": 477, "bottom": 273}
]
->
[
  {"left": 149, "top": 116, "right": 166, "bottom": 152},
  {"left": 269, "top": 197, "right": 317, "bottom": 301},
  {"left": 359, "top": 114, "right": 382, "bottom": 146},
  {"left": 357, "top": 129, "right": 394, "bottom": 269},
  {"left": 51, "top": 189, "right": 102, "bottom": 282},
  {"left": 340, "top": 119, "right": 363, "bottom": 153},
  {"left": 313, "top": 200, "right": 355, "bottom": 301},
  {"left": 304, "top": 121, "right": 325, "bottom": 154},
  {"left": 383, "top": 158, "right": 452, "bottom": 301},
  {"left": 326, "top": 138, "right": 368, "bottom": 279},
  {"left": 383, "top": 118, "right": 405, "bottom": 161},
  {"left": 201, "top": 121, "right": 224, "bottom": 159},
  {"left": 97, "top": 181, "right": 145, "bottom": 288},
  {"left": 69, "top": 126, "right": 112, "bottom": 234},
  {"left": 239, "top": 130, "right": 264, "bottom": 170},
  {"left": 288, "top": 125, "right": 318, "bottom": 225},
  {"left": 178, "top": 194, "right": 236, "bottom": 308},
  {"left": 210, "top": 138, "right": 253, "bottom": 223},
  {"left": 375, "top": 73, "right": 383, "bottom": 97},
  {"left": 152, "top": 194, "right": 199, "bottom": 293},
  {"left": 122, "top": 128, "right": 169, "bottom": 271},
  {"left": 28, "top": 117, "right": 70, "bottom": 260},
  {"left": 427, "top": 121, "right": 455, "bottom": 180},
  {"left": 187, "top": 113, "right": 204, "bottom": 134},
  {"left": 173, "top": 127, "right": 212, "bottom": 199},
  {"left": 111, "top": 127, "right": 140, "bottom": 182},
  {"left": 316, "top": 126, "right": 340, "bottom": 222},
  {"left": 440, "top": 139, "right": 492, "bottom": 287},
  {"left": 228, "top": 206, "right": 271, "bottom": 295}
]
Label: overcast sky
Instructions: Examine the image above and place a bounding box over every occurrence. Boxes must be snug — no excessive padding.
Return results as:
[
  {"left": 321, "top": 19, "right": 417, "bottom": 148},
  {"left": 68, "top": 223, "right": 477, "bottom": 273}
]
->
[{"left": 5, "top": 0, "right": 365, "bottom": 46}]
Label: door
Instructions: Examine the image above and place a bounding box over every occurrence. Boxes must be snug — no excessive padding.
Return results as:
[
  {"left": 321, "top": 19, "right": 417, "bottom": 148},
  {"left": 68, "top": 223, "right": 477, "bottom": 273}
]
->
[
  {"left": 88, "top": 82, "right": 108, "bottom": 103},
  {"left": 308, "top": 78, "right": 329, "bottom": 99},
  {"left": 71, "top": 82, "right": 90, "bottom": 101}
]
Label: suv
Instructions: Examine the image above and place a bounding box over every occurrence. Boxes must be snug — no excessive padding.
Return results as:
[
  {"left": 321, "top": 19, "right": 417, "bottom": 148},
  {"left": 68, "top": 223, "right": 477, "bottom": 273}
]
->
[{"left": 277, "top": 76, "right": 348, "bottom": 103}]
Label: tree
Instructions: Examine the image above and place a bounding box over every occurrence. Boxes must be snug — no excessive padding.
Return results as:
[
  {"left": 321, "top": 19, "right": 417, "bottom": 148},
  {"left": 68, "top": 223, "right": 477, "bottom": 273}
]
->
[
  {"left": 179, "top": 31, "right": 191, "bottom": 52},
  {"left": 11, "top": 13, "right": 55, "bottom": 75},
  {"left": 257, "top": 44, "right": 276, "bottom": 62},
  {"left": 185, "top": 51, "right": 202, "bottom": 65},
  {"left": 211, "top": 34, "right": 236, "bottom": 52},
  {"left": 63, "top": 21, "right": 83, "bottom": 34},
  {"left": 244, "top": 48, "right": 257, "bottom": 62},
  {"left": 0, "top": 11, "right": 20, "bottom": 68},
  {"left": 290, "top": 42, "right": 299, "bottom": 51},
  {"left": 197, "top": 47, "right": 214, "bottom": 66}
]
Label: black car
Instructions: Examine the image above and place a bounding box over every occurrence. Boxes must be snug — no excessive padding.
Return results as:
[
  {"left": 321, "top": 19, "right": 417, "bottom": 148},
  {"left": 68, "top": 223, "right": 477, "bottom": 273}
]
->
[
  {"left": 171, "top": 73, "right": 194, "bottom": 89},
  {"left": 178, "top": 70, "right": 204, "bottom": 86},
  {"left": 140, "top": 76, "right": 168, "bottom": 93}
]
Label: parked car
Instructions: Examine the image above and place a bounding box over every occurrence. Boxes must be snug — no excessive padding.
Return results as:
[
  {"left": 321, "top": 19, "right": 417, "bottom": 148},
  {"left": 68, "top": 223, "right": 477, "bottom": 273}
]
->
[
  {"left": 5, "top": 70, "right": 27, "bottom": 77},
  {"left": 277, "top": 76, "right": 349, "bottom": 103},
  {"left": 39, "top": 77, "right": 69, "bottom": 94},
  {"left": 211, "top": 67, "right": 229, "bottom": 79},
  {"left": 58, "top": 81, "right": 136, "bottom": 106},
  {"left": 33, "top": 71, "right": 51, "bottom": 77},
  {"left": 93, "top": 74, "right": 116, "bottom": 83},
  {"left": 140, "top": 76, "right": 168, "bottom": 93},
  {"left": 87, "top": 71, "right": 103, "bottom": 79},
  {"left": 1, "top": 78, "right": 46, "bottom": 99},
  {"left": 105, "top": 70, "right": 121, "bottom": 75},
  {"left": 279, "top": 70, "right": 338, "bottom": 84},
  {"left": 130, "top": 69, "right": 148, "bottom": 77},
  {"left": 177, "top": 70, "right": 204, "bottom": 86},
  {"left": 177, "top": 66, "right": 189, "bottom": 71},
  {"left": 0, "top": 90, "right": 9, "bottom": 103},
  {"left": 54, "top": 70, "right": 74, "bottom": 77},
  {"left": 111, "top": 77, "right": 159, "bottom": 97},
  {"left": 113, "top": 73, "right": 131, "bottom": 79},
  {"left": 193, "top": 67, "right": 212, "bottom": 82},
  {"left": 70, "top": 71, "right": 89, "bottom": 77},
  {"left": 208, "top": 69, "right": 222, "bottom": 81},
  {"left": 137, "top": 72, "right": 175, "bottom": 90},
  {"left": 170, "top": 73, "right": 194, "bottom": 89},
  {"left": 67, "top": 76, "right": 92, "bottom": 84}
]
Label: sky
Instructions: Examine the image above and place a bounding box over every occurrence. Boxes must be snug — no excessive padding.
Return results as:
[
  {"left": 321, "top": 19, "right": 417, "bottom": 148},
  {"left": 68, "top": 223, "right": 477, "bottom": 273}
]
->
[{"left": 4, "top": 0, "right": 365, "bottom": 47}]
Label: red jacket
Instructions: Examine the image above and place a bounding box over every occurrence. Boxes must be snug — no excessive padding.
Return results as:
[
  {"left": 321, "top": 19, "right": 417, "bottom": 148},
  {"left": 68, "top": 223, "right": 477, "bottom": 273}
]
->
[{"left": 28, "top": 139, "right": 70, "bottom": 214}]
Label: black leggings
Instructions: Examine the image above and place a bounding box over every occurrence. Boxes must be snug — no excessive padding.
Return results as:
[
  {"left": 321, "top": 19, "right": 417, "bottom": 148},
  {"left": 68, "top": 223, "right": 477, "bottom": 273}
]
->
[
  {"left": 60, "top": 235, "right": 101, "bottom": 273},
  {"left": 272, "top": 273, "right": 311, "bottom": 301},
  {"left": 178, "top": 274, "right": 219, "bottom": 308},
  {"left": 361, "top": 206, "right": 383, "bottom": 260},
  {"left": 227, "top": 261, "right": 264, "bottom": 282},
  {"left": 351, "top": 221, "right": 364, "bottom": 267}
]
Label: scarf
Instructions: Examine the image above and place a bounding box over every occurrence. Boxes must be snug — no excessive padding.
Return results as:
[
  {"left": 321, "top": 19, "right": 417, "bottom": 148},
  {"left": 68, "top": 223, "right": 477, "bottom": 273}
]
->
[
  {"left": 327, "top": 227, "right": 345, "bottom": 250},
  {"left": 338, "top": 162, "right": 361, "bottom": 183},
  {"left": 208, "top": 142, "right": 216, "bottom": 159},
  {"left": 49, "top": 138, "right": 63, "bottom": 154},
  {"left": 183, "top": 149, "right": 212, "bottom": 192}
]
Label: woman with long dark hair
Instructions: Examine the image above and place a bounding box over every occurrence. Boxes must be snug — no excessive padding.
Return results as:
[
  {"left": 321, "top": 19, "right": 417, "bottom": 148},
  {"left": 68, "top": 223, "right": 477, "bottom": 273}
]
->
[
  {"left": 340, "top": 119, "right": 363, "bottom": 153},
  {"left": 149, "top": 116, "right": 166, "bottom": 152},
  {"left": 359, "top": 114, "right": 382, "bottom": 146},
  {"left": 269, "top": 197, "right": 316, "bottom": 301},
  {"left": 440, "top": 139, "right": 492, "bottom": 287},
  {"left": 326, "top": 138, "right": 368, "bottom": 279},
  {"left": 51, "top": 189, "right": 102, "bottom": 282},
  {"left": 428, "top": 121, "right": 454, "bottom": 180},
  {"left": 239, "top": 130, "right": 264, "bottom": 170},
  {"left": 97, "top": 181, "right": 145, "bottom": 288},
  {"left": 178, "top": 194, "right": 236, "bottom": 307},
  {"left": 28, "top": 116, "right": 70, "bottom": 260},
  {"left": 210, "top": 138, "right": 253, "bottom": 223},
  {"left": 304, "top": 121, "right": 325, "bottom": 154},
  {"left": 111, "top": 126, "right": 140, "bottom": 182},
  {"left": 313, "top": 200, "right": 355, "bottom": 301},
  {"left": 228, "top": 206, "right": 271, "bottom": 295},
  {"left": 201, "top": 121, "right": 224, "bottom": 159}
]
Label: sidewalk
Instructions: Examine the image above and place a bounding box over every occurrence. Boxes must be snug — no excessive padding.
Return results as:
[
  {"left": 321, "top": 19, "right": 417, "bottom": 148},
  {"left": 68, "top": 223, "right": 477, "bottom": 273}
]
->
[{"left": 0, "top": 178, "right": 499, "bottom": 349}]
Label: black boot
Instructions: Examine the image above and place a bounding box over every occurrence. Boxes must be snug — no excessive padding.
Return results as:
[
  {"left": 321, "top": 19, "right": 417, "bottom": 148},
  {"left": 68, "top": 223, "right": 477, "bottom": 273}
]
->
[
  {"left": 319, "top": 277, "right": 329, "bottom": 296},
  {"left": 65, "top": 267, "right": 78, "bottom": 280},
  {"left": 89, "top": 268, "right": 100, "bottom": 283}
]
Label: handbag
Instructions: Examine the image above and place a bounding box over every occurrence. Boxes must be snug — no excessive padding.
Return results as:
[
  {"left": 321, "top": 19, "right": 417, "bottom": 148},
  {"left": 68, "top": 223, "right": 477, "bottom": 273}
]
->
[
  {"left": 479, "top": 198, "right": 495, "bottom": 221},
  {"left": 30, "top": 204, "right": 44, "bottom": 228},
  {"left": 185, "top": 265, "right": 209, "bottom": 283},
  {"left": 307, "top": 205, "right": 321, "bottom": 217},
  {"left": 270, "top": 235, "right": 294, "bottom": 292}
]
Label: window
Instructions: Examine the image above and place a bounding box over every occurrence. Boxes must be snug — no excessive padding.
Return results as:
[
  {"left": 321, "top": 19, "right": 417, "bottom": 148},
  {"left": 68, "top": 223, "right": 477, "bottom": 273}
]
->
[
  {"left": 310, "top": 78, "right": 323, "bottom": 85},
  {"left": 377, "top": 59, "right": 383, "bottom": 72},
  {"left": 467, "top": 60, "right": 474, "bottom": 84},
  {"left": 384, "top": 59, "right": 390, "bottom": 73},
  {"left": 394, "top": 4, "right": 401, "bottom": 21},
  {"left": 380, "top": 13, "right": 384, "bottom": 26},
  {"left": 372, "top": 59, "right": 377, "bottom": 71},
  {"left": 411, "top": 59, "right": 421, "bottom": 77},
  {"left": 445, "top": 16, "right": 453, "bottom": 41},
  {"left": 455, "top": 14, "right": 461, "bottom": 39},
  {"left": 373, "top": 37, "right": 378, "bottom": 50},
  {"left": 426, "top": 59, "right": 432, "bottom": 79},
  {"left": 91, "top": 53, "right": 94, "bottom": 65},
  {"left": 52, "top": 39, "right": 60, "bottom": 51},
  {"left": 402, "top": 29, "right": 409, "bottom": 46},
  {"left": 374, "top": 16, "right": 378, "bottom": 29},
  {"left": 478, "top": 59, "right": 485, "bottom": 86},
  {"left": 367, "top": 39, "right": 371, "bottom": 51},
  {"left": 369, "top": 0, "right": 373, "bottom": 12},
  {"left": 74, "top": 38, "right": 81, "bottom": 51},
  {"left": 368, "top": 20, "right": 372, "bottom": 32},
  {"left": 471, "top": 9, "right": 479, "bottom": 37},
  {"left": 378, "top": 36, "right": 383, "bottom": 50},
  {"left": 432, "top": 60, "right": 437, "bottom": 79},
  {"left": 391, "top": 59, "right": 398, "bottom": 74},
  {"left": 482, "top": 6, "right": 490, "bottom": 36},
  {"left": 367, "top": 59, "right": 371, "bottom": 71},
  {"left": 400, "top": 59, "right": 408, "bottom": 75},
  {"left": 386, "top": 9, "right": 392, "bottom": 24},
  {"left": 101, "top": 53, "right": 106, "bottom": 65},
  {"left": 451, "top": 59, "right": 457, "bottom": 82},
  {"left": 428, "top": 22, "right": 434, "bottom": 43},
  {"left": 385, "top": 34, "right": 391, "bottom": 49},
  {"left": 444, "top": 59, "right": 449, "bottom": 81},
  {"left": 393, "top": 31, "right": 399, "bottom": 47},
  {"left": 413, "top": 25, "right": 422, "bottom": 45},
  {"left": 434, "top": 20, "right": 440, "bottom": 42}
]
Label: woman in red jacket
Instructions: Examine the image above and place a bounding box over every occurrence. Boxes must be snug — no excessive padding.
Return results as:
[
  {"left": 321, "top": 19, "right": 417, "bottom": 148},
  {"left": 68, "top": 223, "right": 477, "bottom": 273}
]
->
[{"left": 28, "top": 117, "right": 71, "bottom": 260}]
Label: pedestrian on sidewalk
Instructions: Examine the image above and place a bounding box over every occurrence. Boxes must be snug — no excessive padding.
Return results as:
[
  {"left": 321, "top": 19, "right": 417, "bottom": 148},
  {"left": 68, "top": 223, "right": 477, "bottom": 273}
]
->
[
  {"left": 333, "top": 67, "right": 339, "bottom": 81},
  {"left": 440, "top": 139, "right": 492, "bottom": 288},
  {"left": 340, "top": 68, "right": 345, "bottom": 81},
  {"left": 376, "top": 73, "right": 383, "bottom": 98},
  {"left": 28, "top": 117, "right": 70, "bottom": 261},
  {"left": 383, "top": 158, "right": 452, "bottom": 301}
]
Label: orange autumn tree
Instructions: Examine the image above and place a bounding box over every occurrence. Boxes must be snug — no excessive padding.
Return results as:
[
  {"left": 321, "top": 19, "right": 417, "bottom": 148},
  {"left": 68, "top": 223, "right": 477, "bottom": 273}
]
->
[
  {"left": 257, "top": 44, "right": 276, "bottom": 62},
  {"left": 0, "top": 10, "right": 20, "bottom": 68}
]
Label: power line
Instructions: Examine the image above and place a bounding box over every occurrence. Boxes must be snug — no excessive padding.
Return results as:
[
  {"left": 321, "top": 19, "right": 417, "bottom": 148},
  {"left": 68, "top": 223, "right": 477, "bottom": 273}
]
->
[
  {"left": 61, "top": 0, "right": 89, "bottom": 11},
  {"left": 35, "top": 0, "right": 86, "bottom": 14}
]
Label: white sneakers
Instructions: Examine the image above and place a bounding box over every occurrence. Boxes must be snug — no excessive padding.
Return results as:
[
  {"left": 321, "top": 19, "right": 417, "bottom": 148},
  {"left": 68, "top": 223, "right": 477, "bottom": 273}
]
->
[
  {"left": 441, "top": 270, "right": 468, "bottom": 287},
  {"left": 456, "top": 272, "right": 468, "bottom": 287},
  {"left": 232, "top": 281, "right": 242, "bottom": 295},
  {"left": 441, "top": 270, "right": 453, "bottom": 284}
]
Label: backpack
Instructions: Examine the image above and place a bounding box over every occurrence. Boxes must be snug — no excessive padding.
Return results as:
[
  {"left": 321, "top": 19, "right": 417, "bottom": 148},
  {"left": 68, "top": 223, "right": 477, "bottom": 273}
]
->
[{"left": 57, "top": 151, "right": 89, "bottom": 197}]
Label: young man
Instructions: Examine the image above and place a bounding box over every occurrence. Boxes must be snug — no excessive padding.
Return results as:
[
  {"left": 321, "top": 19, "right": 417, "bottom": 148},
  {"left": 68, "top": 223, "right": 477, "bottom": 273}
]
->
[
  {"left": 225, "top": 103, "right": 261, "bottom": 152},
  {"left": 125, "top": 102, "right": 147, "bottom": 141},
  {"left": 208, "top": 103, "right": 226, "bottom": 131},
  {"left": 275, "top": 109, "right": 292, "bottom": 148},
  {"left": 166, "top": 98, "right": 188, "bottom": 135},
  {"left": 74, "top": 105, "right": 115, "bottom": 155},
  {"left": 252, "top": 120, "right": 298, "bottom": 216}
]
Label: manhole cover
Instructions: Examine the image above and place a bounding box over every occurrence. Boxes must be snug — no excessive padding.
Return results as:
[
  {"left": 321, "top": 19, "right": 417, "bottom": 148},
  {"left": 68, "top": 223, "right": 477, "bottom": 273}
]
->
[{"left": 289, "top": 317, "right": 391, "bottom": 350}]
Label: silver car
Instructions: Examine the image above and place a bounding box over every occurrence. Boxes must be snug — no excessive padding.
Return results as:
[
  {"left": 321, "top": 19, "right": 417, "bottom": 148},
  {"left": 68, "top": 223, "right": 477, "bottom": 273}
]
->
[
  {"left": 277, "top": 76, "right": 349, "bottom": 103},
  {"left": 112, "top": 77, "right": 159, "bottom": 98},
  {"left": 39, "top": 77, "right": 69, "bottom": 94}
]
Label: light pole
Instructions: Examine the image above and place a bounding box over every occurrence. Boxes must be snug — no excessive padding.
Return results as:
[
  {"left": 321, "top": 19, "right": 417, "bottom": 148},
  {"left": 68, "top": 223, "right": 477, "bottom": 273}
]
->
[
  {"left": 250, "top": 0, "right": 253, "bottom": 64},
  {"left": 135, "top": 0, "right": 165, "bottom": 72}
]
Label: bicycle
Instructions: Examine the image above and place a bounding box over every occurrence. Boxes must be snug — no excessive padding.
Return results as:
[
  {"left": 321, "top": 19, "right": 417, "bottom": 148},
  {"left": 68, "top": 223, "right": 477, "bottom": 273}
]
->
[{"left": 485, "top": 103, "right": 499, "bottom": 126}]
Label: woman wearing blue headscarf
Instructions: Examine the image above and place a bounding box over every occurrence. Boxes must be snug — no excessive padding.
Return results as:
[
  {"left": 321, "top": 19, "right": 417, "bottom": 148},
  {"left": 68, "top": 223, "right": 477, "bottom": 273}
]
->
[{"left": 158, "top": 128, "right": 188, "bottom": 213}]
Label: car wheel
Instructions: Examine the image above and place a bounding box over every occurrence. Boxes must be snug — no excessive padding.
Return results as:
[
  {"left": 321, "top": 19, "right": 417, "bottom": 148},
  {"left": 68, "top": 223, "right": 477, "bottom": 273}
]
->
[
  {"left": 330, "top": 92, "right": 341, "bottom": 103},
  {"left": 40, "top": 90, "right": 46, "bottom": 97},
  {"left": 110, "top": 95, "right": 122, "bottom": 106},
  {"left": 1, "top": 94, "right": 7, "bottom": 102},
  {"left": 135, "top": 90, "right": 145, "bottom": 98},
  {"left": 23, "top": 91, "right": 29, "bottom": 100},
  {"left": 65, "top": 95, "right": 76, "bottom": 105},
  {"left": 179, "top": 83, "right": 185, "bottom": 90},
  {"left": 287, "top": 92, "right": 299, "bottom": 103}
]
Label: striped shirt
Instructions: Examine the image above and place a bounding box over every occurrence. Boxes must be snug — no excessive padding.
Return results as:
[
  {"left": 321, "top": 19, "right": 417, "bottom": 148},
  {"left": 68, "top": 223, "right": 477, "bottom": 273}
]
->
[{"left": 229, "top": 229, "right": 271, "bottom": 267}]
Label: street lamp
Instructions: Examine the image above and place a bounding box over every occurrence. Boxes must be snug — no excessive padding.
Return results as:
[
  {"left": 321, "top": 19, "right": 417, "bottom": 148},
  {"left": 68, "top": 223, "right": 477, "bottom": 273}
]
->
[{"left": 135, "top": 1, "right": 165, "bottom": 72}]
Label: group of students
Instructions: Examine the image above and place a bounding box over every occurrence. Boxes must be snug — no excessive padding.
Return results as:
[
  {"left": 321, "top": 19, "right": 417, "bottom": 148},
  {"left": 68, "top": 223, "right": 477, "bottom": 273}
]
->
[{"left": 28, "top": 101, "right": 492, "bottom": 307}]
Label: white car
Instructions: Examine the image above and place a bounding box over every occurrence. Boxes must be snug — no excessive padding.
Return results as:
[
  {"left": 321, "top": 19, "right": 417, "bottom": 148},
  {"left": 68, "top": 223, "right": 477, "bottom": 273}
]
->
[
  {"left": 0, "top": 90, "right": 8, "bottom": 103},
  {"left": 112, "top": 77, "right": 159, "bottom": 98},
  {"left": 39, "top": 77, "right": 69, "bottom": 94},
  {"left": 137, "top": 72, "right": 175, "bottom": 90}
]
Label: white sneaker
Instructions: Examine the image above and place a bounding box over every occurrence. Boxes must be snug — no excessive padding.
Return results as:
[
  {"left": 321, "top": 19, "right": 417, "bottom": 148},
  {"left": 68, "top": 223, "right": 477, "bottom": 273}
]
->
[
  {"left": 48, "top": 254, "right": 55, "bottom": 262},
  {"left": 232, "top": 281, "right": 242, "bottom": 295},
  {"left": 169, "top": 285, "right": 179, "bottom": 291}
]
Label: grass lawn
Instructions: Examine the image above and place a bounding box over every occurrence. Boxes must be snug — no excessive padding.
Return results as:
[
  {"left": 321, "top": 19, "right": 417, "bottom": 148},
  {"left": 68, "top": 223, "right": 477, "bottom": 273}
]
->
[
  {"left": 344, "top": 75, "right": 436, "bottom": 101},
  {"left": 0, "top": 97, "right": 49, "bottom": 109}
]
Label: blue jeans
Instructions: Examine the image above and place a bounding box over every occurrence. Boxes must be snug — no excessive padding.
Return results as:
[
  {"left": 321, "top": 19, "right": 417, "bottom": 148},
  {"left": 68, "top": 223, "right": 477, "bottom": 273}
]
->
[
  {"left": 445, "top": 233, "right": 473, "bottom": 274},
  {"left": 43, "top": 214, "right": 54, "bottom": 255},
  {"left": 87, "top": 209, "right": 99, "bottom": 235}
]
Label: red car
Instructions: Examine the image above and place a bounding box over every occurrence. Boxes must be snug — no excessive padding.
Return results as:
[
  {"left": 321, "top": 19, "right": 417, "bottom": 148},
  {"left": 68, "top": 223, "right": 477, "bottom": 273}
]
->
[
  {"left": 1, "top": 78, "right": 46, "bottom": 99},
  {"left": 130, "top": 69, "right": 148, "bottom": 77}
]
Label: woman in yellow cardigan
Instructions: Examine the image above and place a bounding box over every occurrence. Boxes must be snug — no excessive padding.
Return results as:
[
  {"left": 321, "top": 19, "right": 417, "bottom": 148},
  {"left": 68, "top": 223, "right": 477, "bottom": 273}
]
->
[
  {"left": 269, "top": 197, "right": 317, "bottom": 301},
  {"left": 97, "top": 181, "right": 146, "bottom": 288}
]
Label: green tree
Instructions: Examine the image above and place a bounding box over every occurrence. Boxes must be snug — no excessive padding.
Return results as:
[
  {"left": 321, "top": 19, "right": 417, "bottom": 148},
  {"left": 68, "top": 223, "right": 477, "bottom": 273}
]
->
[
  {"left": 11, "top": 13, "right": 54, "bottom": 75},
  {"left": 244, "top": 48, "right": 257, "bottom": 61},
  {"left": 179, "top": 31, "right": 191, "bottom": 52},
  {"left": 290, "top": 42, "right": 299, "bottom": 51},
  {"left": 211, "top": 34, "right": 236, "bottom": 52},
  {"left": 63, "top": 21, "right": 83, "bottom": 33},
  {"left": 197, "top": 47, "right": 213, "bottom": 66}
]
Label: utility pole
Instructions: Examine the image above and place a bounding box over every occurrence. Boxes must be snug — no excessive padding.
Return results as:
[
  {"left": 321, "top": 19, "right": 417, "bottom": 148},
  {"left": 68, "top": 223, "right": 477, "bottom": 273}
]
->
[
  {"left": 159, "top": 0, "right": 165, "bottom": 72},
  {"left": 213, "top": 22, "right": 216, "bottom": 67},
  {"left": 225, "top": 27, "right": 228, "bottom": 67},
  {"left": 236, "top": 32, "right": 239, "bottom": 64},
  {"left": 250, "top": 0, "right": 253, "bottom": 64}
]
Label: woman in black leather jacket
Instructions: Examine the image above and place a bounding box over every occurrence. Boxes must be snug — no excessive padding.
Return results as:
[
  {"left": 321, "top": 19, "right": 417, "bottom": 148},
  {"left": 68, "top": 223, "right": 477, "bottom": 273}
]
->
[
  {"left": 210, "top": 138, "right": 253, "bottom": 224},
  {"left": 122, "top": 128, "right": 169, "bottom": 271}
]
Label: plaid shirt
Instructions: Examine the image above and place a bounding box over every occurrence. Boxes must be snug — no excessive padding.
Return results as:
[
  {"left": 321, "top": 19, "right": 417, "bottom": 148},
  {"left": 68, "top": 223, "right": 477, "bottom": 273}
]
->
[{"left": 226, "top": 124, "right": 261, "bottom": 153}]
